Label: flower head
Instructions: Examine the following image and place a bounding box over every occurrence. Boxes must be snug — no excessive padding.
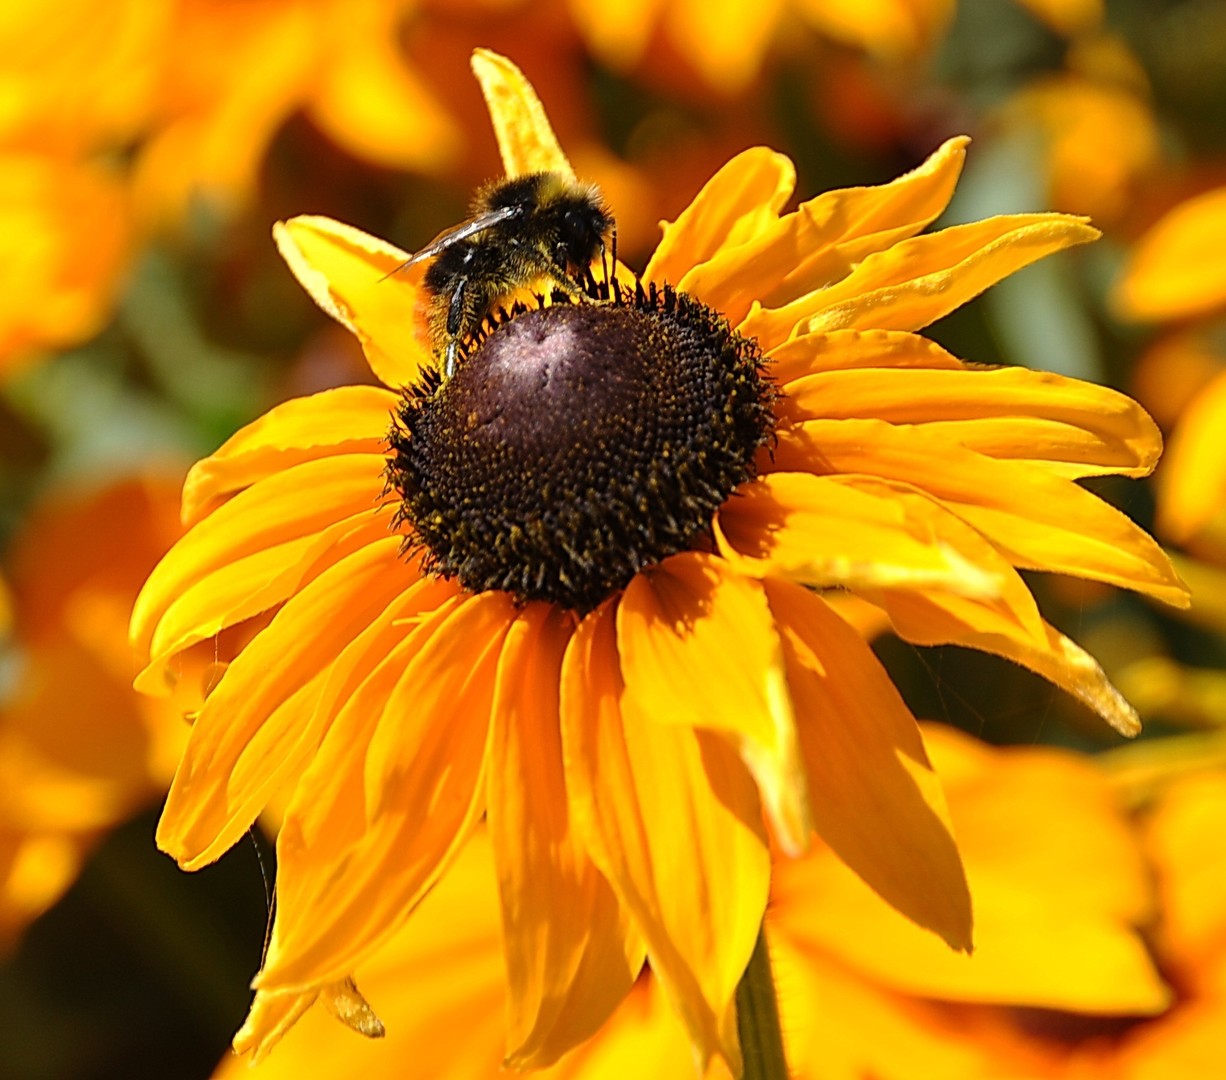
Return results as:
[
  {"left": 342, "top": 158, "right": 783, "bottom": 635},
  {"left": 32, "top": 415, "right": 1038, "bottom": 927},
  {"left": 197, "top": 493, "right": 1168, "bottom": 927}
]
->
[{"left": 131, "top": 49, "right": 1186, "bottom": 1073}]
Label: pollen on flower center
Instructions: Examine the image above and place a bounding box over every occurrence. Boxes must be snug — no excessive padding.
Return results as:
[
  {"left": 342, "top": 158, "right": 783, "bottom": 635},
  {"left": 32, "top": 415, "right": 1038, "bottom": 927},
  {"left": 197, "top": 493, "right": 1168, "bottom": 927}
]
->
[{"left": 386, "top": 282, "right": 775, "bottom": 612}]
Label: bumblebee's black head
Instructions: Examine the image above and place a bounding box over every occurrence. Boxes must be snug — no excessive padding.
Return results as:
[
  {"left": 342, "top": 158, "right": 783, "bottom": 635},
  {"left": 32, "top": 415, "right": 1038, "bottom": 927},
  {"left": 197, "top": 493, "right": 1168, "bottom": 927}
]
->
[
  {"left": 479, "top": 171, "right": 614, "bottom": 268},
  {"left": 556, "top": 187, "right": 615, "bottom": 266}
]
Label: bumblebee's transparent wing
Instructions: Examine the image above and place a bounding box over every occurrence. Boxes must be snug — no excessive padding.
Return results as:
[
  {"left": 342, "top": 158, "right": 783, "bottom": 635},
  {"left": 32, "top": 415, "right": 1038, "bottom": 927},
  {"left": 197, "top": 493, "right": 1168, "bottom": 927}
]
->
[{"left": 380, "top": 204, "right": 523, "bottom": 280}]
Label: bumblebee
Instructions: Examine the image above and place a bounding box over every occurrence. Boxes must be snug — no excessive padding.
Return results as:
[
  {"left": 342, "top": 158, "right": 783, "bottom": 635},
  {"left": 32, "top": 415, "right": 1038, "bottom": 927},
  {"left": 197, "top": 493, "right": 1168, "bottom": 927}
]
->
[{"left": 390, "top": 171, "right": 615, "bottom": 377}]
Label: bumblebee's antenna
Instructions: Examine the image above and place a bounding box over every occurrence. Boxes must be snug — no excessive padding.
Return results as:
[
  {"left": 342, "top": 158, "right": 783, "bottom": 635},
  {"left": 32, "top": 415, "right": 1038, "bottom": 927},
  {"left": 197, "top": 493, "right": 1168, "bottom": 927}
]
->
[{"left": 378, "top": 261, "right": 411, "bottom": 283}]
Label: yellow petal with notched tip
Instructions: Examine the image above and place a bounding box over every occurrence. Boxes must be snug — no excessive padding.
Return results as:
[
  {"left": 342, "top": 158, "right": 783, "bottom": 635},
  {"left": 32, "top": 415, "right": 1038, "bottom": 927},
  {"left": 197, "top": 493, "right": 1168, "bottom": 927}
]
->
[
  {"left": 772, "top": 418, "right": 1188, "bottom": 608},
  {"left": 644, "top": 147, "right": 797, "bottom": 287},
  {"left": 778, "top": 365, "right": 1162, "bottom": 479},
  {"left": 274, "top": 215, "right": 433, "bottom": 388},
  {"left": 680, "top": 138, "right": 970, "bottom": 327}
]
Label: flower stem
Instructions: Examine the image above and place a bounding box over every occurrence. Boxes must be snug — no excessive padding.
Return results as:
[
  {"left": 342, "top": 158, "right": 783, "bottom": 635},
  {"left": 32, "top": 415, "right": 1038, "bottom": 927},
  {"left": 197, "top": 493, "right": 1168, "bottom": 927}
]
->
[{"left": 736, "top": 922, "right": 789, "bottom": 1080}]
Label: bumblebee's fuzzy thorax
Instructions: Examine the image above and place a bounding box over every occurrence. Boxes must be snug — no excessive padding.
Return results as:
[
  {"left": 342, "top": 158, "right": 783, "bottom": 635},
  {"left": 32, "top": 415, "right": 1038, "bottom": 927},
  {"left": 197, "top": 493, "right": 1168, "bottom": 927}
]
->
[{"left": 401, "top": 170, "right": 614, "bottom": 377}]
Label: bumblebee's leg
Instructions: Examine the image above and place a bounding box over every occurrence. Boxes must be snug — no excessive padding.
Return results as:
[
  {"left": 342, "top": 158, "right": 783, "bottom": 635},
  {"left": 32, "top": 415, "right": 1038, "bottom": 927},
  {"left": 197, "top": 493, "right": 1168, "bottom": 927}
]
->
[
  {"left": 443, "top": 338, "right": 460, "bottom": 379},
  {"left": 443, "top": 274, "right": 468, "bottom": 378}
]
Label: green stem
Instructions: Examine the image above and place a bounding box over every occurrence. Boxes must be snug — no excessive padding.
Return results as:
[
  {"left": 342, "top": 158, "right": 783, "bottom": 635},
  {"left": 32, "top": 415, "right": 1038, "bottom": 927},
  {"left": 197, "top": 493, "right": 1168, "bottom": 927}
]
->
[{"left": 736, "top": 922, "right": 789, "bottom": 1080}]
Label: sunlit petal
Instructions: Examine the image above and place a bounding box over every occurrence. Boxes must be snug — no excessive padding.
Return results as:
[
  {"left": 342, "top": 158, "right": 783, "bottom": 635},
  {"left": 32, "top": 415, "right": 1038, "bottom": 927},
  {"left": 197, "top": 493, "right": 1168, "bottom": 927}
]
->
[
  {"left": 138, "top": 513, "right": 390, "bottom": 691},
  {"left": 766, "top": 579, "right": 972, "bottom": 951},
  {"left": 778, "top": 366, "right": 1162, "bottom": 479},
  {"left": 682, "top": 137, "right": 970, "bottom": 326},
  {"left": 767, "top": 327, "right": 964, "bottom": 385},
  {"left": 274, "top": 215, "right": 433, "bottom": 388},
  {"left": 618, "top": 552, "right": 812, "bottom": 855},
  {"left": 155, "top": 546, "right": 441, "bottom": 870},
  {"left": 181, "top": 386, "right": 396, "bottom": 524},
  {"left": 773, "top": 419, "right": 1188, "bottom": 607},
  {"left": 742, "top": 214, "right": 1099, "bottom": 346},
  {"left": 471, "top": 49, "right": 573, "bottom": 180},
  {"left": 561, "top": 604, "right": 769, "bottom": 1074},
  {"left": 777, "top": 724, "right": 1168, "bottom": 1013},
  {"left": 644, "top": 148, "right": 797, "bottom": 286},
  {"left": 715, "top": 472, "right": 1000, "bottom": 597},
  {"left": 259, "top": 592, "right": 515, "bottom": 991},
  {"left": 488, "top": 604, "right": 643, "bottom": 1068}
]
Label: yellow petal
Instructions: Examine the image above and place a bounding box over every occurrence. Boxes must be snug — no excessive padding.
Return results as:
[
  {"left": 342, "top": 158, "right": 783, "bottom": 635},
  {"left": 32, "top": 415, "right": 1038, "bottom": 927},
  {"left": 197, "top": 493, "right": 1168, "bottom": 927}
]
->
[
  {"left": 470, "top": 49, "right": 573, "bottom": 181},
  {"left": 766, "top": 578, "right": 972, "bottom": 951},
  {"left": 743, "top": 214, "right": 1099, "bottom": 346},
  {"left": 714, "top": 472, "right": 999, "bottom": 598},
  {"left": 643, "top": 148, "right": 796, "bottom": 287},
  {"left": 777, "top": 724, "right": 1169, "bottom": 1014},
  {"left": 130, "top": 453, "right": 390, "bottom": 680},
  {"left": 139, "top": 513, "right": 389, "bottom": 692},
  {"left": 681, "top": 137, "right": 970, "bottom": 328},
  {"left": 274, "top": 215, "right": 433, "bottom": 388},
  {"left": 181, "top": 385, "right": 396, "bottom": 525},
  {"left": 221, "top": 833, "right": 509, "bottom": 1075},
  {"left": 1157, "top": 368, "right": 1226, "bottom": 545},
  {"left": 778, "top": 366, "right": 1162, "bottom": 479},
  {"left": 154, "top": 543, "right": 435, "bottom": 869},
  {"left": 773, "top": 418, "right": 1188, "bottom": 607},
  {"left": 560, "top": 603, "right": 769, "bottom": 1074},
  {"left": 259, "top": 592, "right": 516, "bottom": 991},
  {"left": 618, "top": 552, "right": 812, "bottom": 856},
  {"left": 1113, "top": 185, "right": 1226, "bottom": 321},
  {"left": 868, "top": 517, "right": 1144, "bottom": 736},
  {"left": 767, "top": 327, "right": 964, "bottom": 385},
  {"left": 488, "top": 604, "right": 643, "bottom": 1068},
  {"left": 232, "top": 987, "right": 319, "bottom": 1063}
]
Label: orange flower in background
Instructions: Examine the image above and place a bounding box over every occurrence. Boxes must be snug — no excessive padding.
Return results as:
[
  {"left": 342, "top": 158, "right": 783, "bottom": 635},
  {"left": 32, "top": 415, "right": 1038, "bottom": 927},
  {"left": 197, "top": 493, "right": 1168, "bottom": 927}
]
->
[
  {"left": 210, "top": 726, "right": 1203, "bottom": 1080},
  {"left": 0, "top": 0, "right": 471, "bottom": 370},
  {"left": 131, "top": 0, "right": 465, "bottom": 228},
  {"left": 1004, "top": 35, "right": 1161, "bottom": 224},
  {"left": 0, "top": 475, "right": 200, "bottom": 944},
  {"left": 131, "top": 48, "right": 1185, "bottom": 1074},
  {"left": 1111, "top": 185, "right": 1226, "bottom": 723},
  {"left": 567, "top": 0, "right": 954, "bottom": 97},
  {"left": 1114, "top": 187, "right": 1226, "bottom": 581},
  {"left": 0, "top": 154, "right": 132, "bottom": 376}
]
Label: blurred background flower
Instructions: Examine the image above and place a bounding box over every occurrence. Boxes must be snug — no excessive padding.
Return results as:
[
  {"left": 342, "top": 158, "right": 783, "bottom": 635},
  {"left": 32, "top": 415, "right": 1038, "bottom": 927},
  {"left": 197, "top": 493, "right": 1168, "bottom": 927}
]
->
[{"left": 2, "top": 0, "right": 1225, "bottom": 1077}]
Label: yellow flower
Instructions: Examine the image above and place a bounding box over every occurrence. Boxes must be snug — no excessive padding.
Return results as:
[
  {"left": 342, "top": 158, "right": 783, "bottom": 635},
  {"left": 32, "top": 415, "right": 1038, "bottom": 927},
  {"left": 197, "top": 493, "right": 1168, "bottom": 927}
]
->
[
  {"left": 132, "top": 49, "right": 1185, "bottom": 1073},
  {"left": 0, "top": 476, "right": 196, "bottom": 943},
  {"left": 208, "top": 726, "right": 1183, "bottom": 1080}
]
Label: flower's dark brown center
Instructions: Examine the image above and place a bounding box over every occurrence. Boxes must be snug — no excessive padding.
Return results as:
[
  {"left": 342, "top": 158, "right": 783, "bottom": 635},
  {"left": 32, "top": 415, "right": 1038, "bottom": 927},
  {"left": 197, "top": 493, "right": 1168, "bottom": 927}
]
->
[{"left": 386, "top": 281, "right": 774, "bottom": 612}]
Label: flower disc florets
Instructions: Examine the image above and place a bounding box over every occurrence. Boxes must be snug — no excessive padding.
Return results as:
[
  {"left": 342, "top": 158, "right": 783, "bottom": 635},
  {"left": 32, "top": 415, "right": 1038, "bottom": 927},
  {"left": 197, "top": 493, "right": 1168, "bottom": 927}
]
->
[{"left": 386, "top": 281, "right": 775, "bottom": 612}]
